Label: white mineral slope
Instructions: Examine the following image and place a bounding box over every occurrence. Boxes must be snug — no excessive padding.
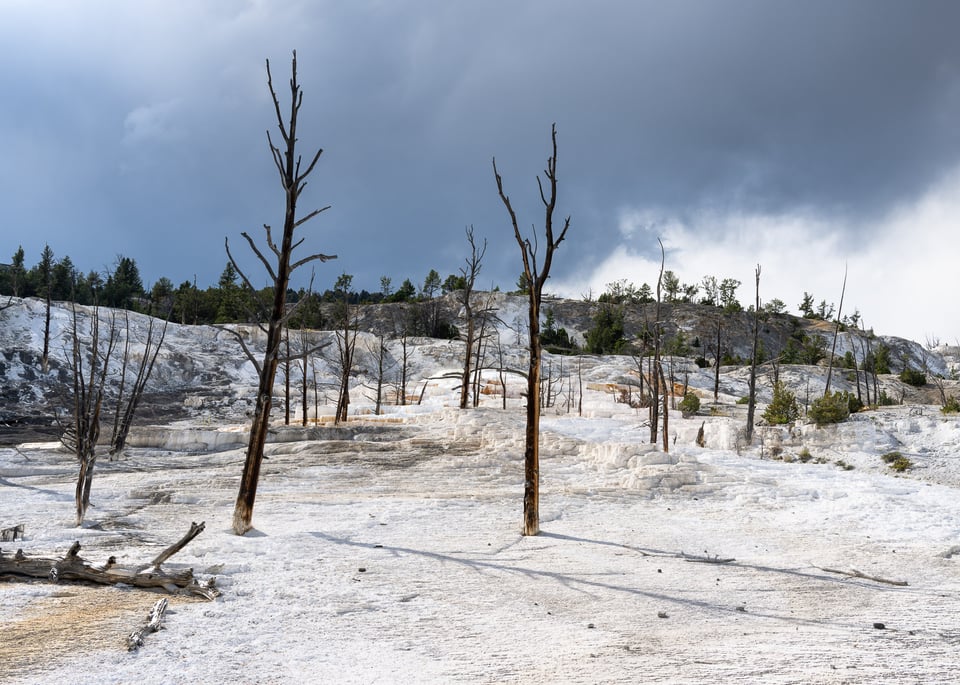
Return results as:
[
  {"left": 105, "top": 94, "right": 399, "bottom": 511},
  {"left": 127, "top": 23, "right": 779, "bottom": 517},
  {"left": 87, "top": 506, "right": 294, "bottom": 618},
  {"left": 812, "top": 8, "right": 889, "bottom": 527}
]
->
[{"left": 2, "top": 394, "right": 960, "bottom": 684}]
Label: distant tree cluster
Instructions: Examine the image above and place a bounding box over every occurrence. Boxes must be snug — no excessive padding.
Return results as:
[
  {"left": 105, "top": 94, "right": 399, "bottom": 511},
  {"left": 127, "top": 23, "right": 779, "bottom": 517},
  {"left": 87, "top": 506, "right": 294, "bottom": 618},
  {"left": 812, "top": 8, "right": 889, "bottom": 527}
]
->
[{"left": 0, "top": 245, "right": 463, "bottom": 339}]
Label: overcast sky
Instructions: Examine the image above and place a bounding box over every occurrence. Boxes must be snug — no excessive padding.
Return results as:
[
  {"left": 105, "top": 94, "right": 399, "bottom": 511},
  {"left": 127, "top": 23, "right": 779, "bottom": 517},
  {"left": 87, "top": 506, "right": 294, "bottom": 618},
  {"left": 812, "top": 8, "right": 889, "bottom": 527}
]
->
[{"left": 2, "top": 1, "right": 959, "bottom": 342}]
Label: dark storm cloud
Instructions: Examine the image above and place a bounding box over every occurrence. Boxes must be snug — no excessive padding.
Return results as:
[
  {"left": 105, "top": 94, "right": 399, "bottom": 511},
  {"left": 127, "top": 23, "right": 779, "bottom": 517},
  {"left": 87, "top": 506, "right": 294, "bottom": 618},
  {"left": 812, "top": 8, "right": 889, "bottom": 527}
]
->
[{"left": 2, "top": 1, "right": 959, "bottom": 300}]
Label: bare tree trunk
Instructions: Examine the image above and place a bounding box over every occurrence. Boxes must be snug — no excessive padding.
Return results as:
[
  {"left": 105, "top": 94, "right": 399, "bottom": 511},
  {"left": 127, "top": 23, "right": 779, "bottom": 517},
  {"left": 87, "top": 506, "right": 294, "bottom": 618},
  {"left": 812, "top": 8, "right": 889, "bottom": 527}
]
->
[
  {"left": 70, "top": 304, "right": 118, "bottom": 525},
  {"left": 824, "top": 264, "right": 848, "bottom": 396},
  {"left": 110, "top": 311, "right": 168, "bottom": 456},
  {"left": 713, "top": 313, "right": 722, "bottom": 402},
  {"left": 494, "top": 123, "right": 571, "bottom": 537},
  {"left": 231, "top": 52, "right": 335, "bottom": 535},
  {"left": 745, "top": 265, "right": 761, "bottom": 443},
  {"left": 458, "top": 226, "right": 487, "bottom": 409},
  {"left": 659, "top": 362, "right": 669, "bottom": 453},
  {"left": 650, "top": 239, "right": 665, "bottom": 445},
  {"left": 284, "top": 328, "right": 291, "bottom": 425}
]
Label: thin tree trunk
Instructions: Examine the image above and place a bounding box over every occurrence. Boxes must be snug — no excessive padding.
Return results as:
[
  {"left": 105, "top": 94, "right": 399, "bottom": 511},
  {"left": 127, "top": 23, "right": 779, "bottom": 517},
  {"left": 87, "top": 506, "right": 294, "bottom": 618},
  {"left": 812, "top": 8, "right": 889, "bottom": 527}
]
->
[
  {"left": 232, "top": 53, "right": 335, "bottom": 535},
  {"left": 745, "top": 265, "right": 761, "bottom": 443},
  {"left": 824, "top": 264, "right": 848, "bottom": 396}
]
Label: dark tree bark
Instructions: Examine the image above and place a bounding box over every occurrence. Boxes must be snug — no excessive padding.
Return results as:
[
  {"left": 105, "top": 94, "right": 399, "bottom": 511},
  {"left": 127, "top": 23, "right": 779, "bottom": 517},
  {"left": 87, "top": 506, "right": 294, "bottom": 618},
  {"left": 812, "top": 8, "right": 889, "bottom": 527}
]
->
[
  {"left": 493, "top": 123, "right": 571, "bottom": 537},
  {"left": 68, "top": 303, "right": 119, "bottom": 525},
  {"left": 230, "top": 52, "right": 336, "bottom": 535},
  {"left": 650, "top": 240, "right": 665, "bottom": 445},
  {"left": 745, "top": 265, "right": 761, "bottom": 443},
  {"left": 824, "top": 264, "right": 848, "bottom": 396},
  {"left": 109, "top": 310, "right": 168, "bottom": 456},
  {"left": 458, "top": 226, "right": 487, "bottom": 410}
]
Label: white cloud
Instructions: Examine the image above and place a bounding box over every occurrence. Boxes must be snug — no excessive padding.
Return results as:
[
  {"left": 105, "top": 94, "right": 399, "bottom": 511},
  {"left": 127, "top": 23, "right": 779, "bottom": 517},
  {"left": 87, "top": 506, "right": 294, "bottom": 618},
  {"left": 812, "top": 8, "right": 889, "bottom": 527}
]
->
[{"left": 551, "top": 168, "right": 960, "bottom": 344}]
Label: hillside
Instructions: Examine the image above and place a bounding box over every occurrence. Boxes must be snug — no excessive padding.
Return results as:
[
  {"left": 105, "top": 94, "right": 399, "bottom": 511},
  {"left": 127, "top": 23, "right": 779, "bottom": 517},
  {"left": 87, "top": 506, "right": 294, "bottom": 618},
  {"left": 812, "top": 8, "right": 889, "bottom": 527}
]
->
[{"left": 2, "top": 295, "right": 960, "bottom": 682}]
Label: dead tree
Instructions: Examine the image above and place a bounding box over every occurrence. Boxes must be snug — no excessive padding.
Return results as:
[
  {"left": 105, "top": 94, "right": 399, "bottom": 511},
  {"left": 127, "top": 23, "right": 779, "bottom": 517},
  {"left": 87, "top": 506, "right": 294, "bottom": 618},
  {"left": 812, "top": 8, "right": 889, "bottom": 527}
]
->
[
  {"left": 332, "top": 274, "right": 358, "bottom": 424},
  {"left": 650, "top": 239, "right": 665, "bottom": 445},
  {"left": 227, "top": 52, "right": 336, "bottom": 535},
  {"left": 713, "top": 310, "right": 722, "bottom": 402},
  {"left": 68, "top": 303, "right": 119, "bottom": 525},
  {"left": 109, "top": 309, "right": 168, "bottom": 456},
  {"left": 0, "top": 522, "right": 218, "bottom": 599},
  {"left": 745, "top": 265, "right": 761, "bottom": 443},
  {"left": 493, "top": 123, "right": 571, "bottom": 536},
  {"left": 824, "top": 264, "right": 848, "bottom": 396},
  {"left": 458, "top": 226, "right": 488, "bottom": 409},
  {"left": 363, "top": 335, "right": 393, "bottom": 415}
]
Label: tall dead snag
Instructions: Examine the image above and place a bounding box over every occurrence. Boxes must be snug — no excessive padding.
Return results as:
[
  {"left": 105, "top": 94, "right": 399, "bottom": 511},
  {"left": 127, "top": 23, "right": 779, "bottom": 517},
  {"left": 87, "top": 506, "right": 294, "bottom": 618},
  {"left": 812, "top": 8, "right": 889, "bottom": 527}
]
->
[
  {"left": 68, "top": 303, "right": 118, "bottom": 525},
  {"left": 493, "top": 123, "right": 571, "bottom": 536},
  {"left": 650, "top": 239, "right": 665, "bottom": 445},
  {"left": 228, "top": 52, "right": 336, "bottom": 535},
  {"left": 458, "top": 225, "right": 488, "bottom": 410},
  {"left": 745, "top": 265, "right": 761, "bottom": 443},
  {"left": 824, "top": 264, "right": 848, "bottom": 396},
  {"left": 109, "top": 309, "right": 168, "bottom": 456}
]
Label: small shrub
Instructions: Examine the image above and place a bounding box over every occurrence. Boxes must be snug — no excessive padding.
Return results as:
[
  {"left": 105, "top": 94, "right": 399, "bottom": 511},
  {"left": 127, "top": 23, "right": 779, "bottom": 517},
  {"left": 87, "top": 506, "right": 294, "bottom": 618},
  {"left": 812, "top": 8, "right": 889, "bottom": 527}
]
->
[
  {"left": 881, "top": 451, "right": 902, "bottom": 463},
  {"left": 798, "top": 447, "right": 812, "bottom": 463},
  {"left": 736, "top": 396, "right": 750, "bottom": 405},
  {"left": 834, "top": 460, "right": 855, "bottom": 471},
  {"left": 678, "top": 392, "right": 701, "bottom": 415},
  {"left": 763, "top": 381, "right": 800, "bottom": 425},
  {"left": 808, "top": 391, "right": 853, "bottom": 426},
  {"left": 877, "top": 390, "right": 897, "bottom": 407},
  {"left": 694, "top": 356, "right": 710, "bottom": 369},
  {"left": 889, "top": 456, "right": 913, "bottom": 472},
  {"left": 899, "top": 368, "right": 926, "bottom": 387},
  {"left": 942, "top": 396, "right": 960, "bottom": 414}
]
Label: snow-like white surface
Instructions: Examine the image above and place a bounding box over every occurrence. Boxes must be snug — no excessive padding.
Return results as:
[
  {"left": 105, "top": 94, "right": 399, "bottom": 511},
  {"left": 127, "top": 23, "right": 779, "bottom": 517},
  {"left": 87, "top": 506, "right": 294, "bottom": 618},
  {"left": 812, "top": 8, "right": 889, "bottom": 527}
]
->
[{"left": 1, "top": 298, "right": 960, "bottom": 683}]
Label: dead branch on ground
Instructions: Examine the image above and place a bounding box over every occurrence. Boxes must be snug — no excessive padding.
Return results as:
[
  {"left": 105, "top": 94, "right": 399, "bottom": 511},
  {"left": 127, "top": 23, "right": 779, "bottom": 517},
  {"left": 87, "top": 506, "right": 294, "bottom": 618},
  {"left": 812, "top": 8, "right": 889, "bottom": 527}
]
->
[{"left": 0, "top": 522, "right": 218, "bottom": 599}]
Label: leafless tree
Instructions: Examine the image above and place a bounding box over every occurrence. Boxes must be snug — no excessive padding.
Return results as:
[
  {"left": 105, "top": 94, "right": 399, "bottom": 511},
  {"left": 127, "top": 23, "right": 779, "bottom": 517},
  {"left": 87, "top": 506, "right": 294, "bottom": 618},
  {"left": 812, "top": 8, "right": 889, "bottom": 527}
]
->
[
  {"left": 332, "top": 274, "right": 358, "bottom": 424},
  {"left": 824, "top": 264, "right": 848, "bottom": 396},
  {"left": 650, "top": 239, "right": 665, "bottom": 445},
  {"left": 493, "top": 123, "right": 571, "bottom": 536},
  {"left": 67, "top": 303, "right": 119, "bottom": 525},
  {"left": 458, "top": 226, "right": 488, "bottom": 409},
  {"left": 745, "top": 265, "right": 761, "bottom": 443},
  {"left": 227, "top": 52, "right": 336, "bottom": 535},
  {"left": 363, "top": 335, "right": 394, "bottom": 415},
  {"left": 109, "top": 309, "right": 168, "bottom": 456}
]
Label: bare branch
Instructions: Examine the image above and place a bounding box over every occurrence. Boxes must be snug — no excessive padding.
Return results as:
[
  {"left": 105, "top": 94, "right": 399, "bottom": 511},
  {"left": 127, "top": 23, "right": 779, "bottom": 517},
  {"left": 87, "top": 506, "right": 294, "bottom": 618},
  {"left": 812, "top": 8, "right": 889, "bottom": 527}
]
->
[
  {"left": 265, "top": 58, "right": 289, "bottom": 144},
  {"left": 293, "top": 205, "right": 332, "bottom": 229},
  {"left": 231, "top": 234, "right": 276, "bottom": 283},
  {"left": 290, "top": 251, "right": 338, "bottom": 273},
  {"left": 214, "top": 325, "right": 263, "bottom": 377}
]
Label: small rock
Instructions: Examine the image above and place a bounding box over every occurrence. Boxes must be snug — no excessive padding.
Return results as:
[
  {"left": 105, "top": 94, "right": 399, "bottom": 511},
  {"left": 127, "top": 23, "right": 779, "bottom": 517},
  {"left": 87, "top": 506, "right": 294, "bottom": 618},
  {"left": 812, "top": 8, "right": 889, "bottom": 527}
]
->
[
  {"left": 873, "top": 622, "right": 885, "bottom": 630},
  {"left": 657, "top": 611, "right": 668, "bottom": 619},
  {"left": 736, "top": 605, "right": 746, "bottom": 612},
  {"left": 358, "top": 567, "right": 367, "bottom": 573},
  {"left": 587, "top": 623, "right": 595, "bottom": 629}
]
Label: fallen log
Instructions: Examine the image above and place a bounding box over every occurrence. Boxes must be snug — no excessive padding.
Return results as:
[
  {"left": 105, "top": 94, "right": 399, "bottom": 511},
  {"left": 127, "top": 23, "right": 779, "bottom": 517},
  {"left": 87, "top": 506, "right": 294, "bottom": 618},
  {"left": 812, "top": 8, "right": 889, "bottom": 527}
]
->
[
  {"left": 817, "top": 565, "right": 909, "bottom": 587},
  {"left": 0, "top": 522, "right": 219, "bottom": 600},
  {"left": 679, "top": 552, "right": 736, "bottom": 564},
  {"left": 127, "top": 598, "right": 169, "bottom": 651}
]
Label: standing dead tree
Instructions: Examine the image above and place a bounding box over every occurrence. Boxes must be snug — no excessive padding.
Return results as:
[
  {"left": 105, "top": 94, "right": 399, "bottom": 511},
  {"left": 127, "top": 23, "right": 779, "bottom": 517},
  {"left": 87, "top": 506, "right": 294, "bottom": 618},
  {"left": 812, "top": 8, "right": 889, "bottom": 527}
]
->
[
  {"left": 109, "top": 310, "right": 169, "bottom": 456},
  {"left": 67, "top": 303, "right": 119, "bottom": 525},
  {"left": 458, "top": 226, "right": 488, "bottom": 410},
  {"left": 650, "top": 239, "right": 665, "bottom": 445},
  {"left": 227, "top": 52, "right": 336, "bottom": 535},
  {"left": 332, "top": 274, "right": 359, "bottom": 424},
  {"left": 824, "top": 264, "right": 848, "bottom": 396},
  {"left": 493, "top": 123, "right": 571, "bottom": 536},
  {"left": 745, "top": 265, "right": 761, "bottom": 443}
]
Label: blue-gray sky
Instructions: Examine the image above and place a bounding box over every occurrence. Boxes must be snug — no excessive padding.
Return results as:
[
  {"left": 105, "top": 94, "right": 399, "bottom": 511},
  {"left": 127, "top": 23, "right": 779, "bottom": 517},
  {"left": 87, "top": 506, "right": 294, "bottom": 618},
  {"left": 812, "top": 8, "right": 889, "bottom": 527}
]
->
[{"left": 2, "top": 1, "right": 959, "bottom": 342}]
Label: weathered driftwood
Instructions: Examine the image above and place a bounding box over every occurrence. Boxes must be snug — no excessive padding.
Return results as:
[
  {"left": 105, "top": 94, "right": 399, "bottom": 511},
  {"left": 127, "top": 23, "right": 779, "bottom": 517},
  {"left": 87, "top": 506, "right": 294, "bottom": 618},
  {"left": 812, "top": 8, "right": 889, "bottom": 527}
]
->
[
  {"left": 1, "top": 524, "right": 25, "bottom": 542},
  {"left": 127, "top": 597, "right": 169, "bottom": 651},
  {"left": 0, "top": 522, "right": 219, "bottom": 600},
  {"left": 679, "top": 552, "right": 736, "bottom": 564},
  {"left": 818, "top": 566, "right": 909, "bottom": 587}
]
